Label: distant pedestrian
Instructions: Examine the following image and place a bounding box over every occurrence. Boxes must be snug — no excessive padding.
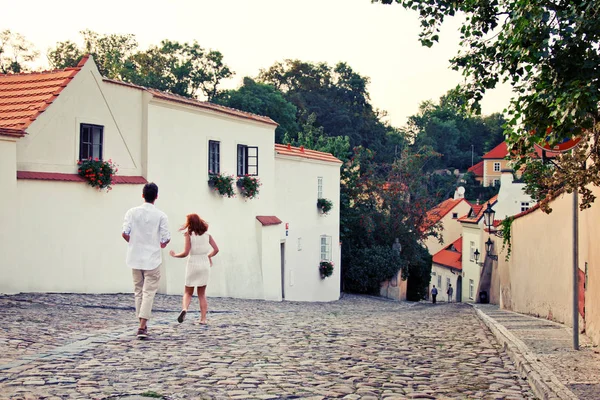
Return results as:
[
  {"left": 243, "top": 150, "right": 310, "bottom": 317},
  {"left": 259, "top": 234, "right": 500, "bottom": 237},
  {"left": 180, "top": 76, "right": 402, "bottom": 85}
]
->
[
  {"left": 170, "top": 214, "right": 219, "bottom": 326},
  {"left": 447, "top": 284, "right": 454, "bottom": 303},
  {"left": 122, "top": 183, "right": 171, "bottom": 339},
  {"left": 431, "top": 285, "right": 438, "bottom": 304}
]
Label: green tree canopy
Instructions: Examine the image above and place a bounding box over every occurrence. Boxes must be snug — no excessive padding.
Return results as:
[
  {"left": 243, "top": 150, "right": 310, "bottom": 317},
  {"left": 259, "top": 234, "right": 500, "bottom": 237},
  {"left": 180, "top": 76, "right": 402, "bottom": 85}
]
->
[
  {"left": 258, "top": 59, "right": 397, "bottom": 162},
  {"left": 0, "top": 30, "right": 38, "bottom": 73},
  {"left": 213, "top": 77, "right": 299, "bottom": 142},
  {"left": 48, "top": 31, "right": 233, "bottom": 101},
  {"left": 375, "top": 0, "right": 600, "bottom": 210}
]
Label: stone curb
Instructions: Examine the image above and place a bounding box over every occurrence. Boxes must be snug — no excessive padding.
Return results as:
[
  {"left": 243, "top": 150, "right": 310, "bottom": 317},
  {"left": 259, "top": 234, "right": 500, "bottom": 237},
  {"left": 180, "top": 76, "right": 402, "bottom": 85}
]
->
[{"left": 472, "top": 305, "right": 578, "bottom": 400}]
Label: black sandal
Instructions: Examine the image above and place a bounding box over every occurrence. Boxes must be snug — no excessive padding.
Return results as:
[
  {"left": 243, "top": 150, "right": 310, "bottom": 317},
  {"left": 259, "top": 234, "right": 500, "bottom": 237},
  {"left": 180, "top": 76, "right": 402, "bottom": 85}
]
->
[{"left": 177, "top": 310, "right": 187, "bottom": 323}]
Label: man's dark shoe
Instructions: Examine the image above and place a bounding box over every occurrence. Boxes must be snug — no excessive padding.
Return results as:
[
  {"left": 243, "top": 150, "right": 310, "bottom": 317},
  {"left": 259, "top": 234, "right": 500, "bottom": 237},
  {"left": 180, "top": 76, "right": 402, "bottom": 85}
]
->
[
  {"left": 177, "top": 310, "right": 187, "bottom": 323},
  {"left": 136, "top": 327, "right": 148, "bottom": 339}
]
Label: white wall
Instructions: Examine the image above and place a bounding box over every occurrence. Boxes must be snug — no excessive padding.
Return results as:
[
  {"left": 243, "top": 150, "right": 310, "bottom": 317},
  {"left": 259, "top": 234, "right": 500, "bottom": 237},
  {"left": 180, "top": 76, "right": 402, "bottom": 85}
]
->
[
  {"left": 5, "top": 180, "right": 144, "bottom": 294},
  {"left": 275, "top": 155, "right": 341, "bottom": 302},
  {"left": 16, "top": 60, "right": 143, "bottom": 177},
  {"left": 146, "top": 100, "right": 276, "bottom": 299},
  {"left": 461, "top": 222, "right": 483, "bottom": 302},
  {"left": 494, "top": 171, "right": 535, "bottom": 219},
  {"left": 429, "top": 264, "right": 460, "bottom": 302},
  {"left": 424, "top": 200, "right": 471, "bottom": 255},
  {"left": 0, "top": 138, "right": 19, "bottom": 294}
]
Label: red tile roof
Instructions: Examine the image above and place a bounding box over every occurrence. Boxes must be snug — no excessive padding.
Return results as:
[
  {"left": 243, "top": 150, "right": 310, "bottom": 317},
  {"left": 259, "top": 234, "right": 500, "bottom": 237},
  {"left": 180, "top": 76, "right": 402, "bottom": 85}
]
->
[
  {"left": 482, "top": 140, "right": 560, "bottom": 161},
  {"left": 424, "top": 197, "right": 469, "bottom": 227},
  {"left": 432, "top": 237, "right": 462, "bottom": 271},
  {"left": 467, "top": 161, "right": 484, "bottom": 177},
  {"left": 482, "top": 142, "right": 508, "bottom": 159},
  {"left": 17, "top": 171, "right": 147, "bottom": 184},
  {"left": 0, "top": 56, "right": 88, "bottom": 134},
  {"left": 458, "top": 195, "right": 498, "bottom": 224},
  {"left": 274, "top": 143, "right": 342, "bottom": 164},
  {"left": 256, "top": 216, "right": 282, "bottom": 226}
]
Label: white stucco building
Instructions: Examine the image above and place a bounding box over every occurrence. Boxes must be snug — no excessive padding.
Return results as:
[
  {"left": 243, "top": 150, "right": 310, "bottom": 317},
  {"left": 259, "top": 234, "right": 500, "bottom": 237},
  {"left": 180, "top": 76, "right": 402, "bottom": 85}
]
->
[{"left": 0, "top": 56, "right": 342, "bottom": 302}]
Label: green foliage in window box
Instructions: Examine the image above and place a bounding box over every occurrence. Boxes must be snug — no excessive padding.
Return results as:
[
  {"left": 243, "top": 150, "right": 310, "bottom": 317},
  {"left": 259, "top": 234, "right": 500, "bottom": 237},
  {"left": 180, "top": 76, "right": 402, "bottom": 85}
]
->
[
  {"left": 317, "top": 198, "right": 333, "bottom": 214},
  {"left": 208, "top": 173, "right": 235, "bottom": 198},
  {"left": 319, "top": 260, "right": 334, "bottom": 279},
  {"left": 77, "top": 158, "right": 117, "bottom": 191},
  {"left": 237, "top": 175, "right": 261, "bottom": 199}
]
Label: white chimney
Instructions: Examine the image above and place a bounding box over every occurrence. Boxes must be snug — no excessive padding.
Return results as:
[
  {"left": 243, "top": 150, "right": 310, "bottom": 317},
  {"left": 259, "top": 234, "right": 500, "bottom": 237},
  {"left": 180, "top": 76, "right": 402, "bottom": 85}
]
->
[{"left": 453, "top": 186, "right": 465, "bottom": 199}]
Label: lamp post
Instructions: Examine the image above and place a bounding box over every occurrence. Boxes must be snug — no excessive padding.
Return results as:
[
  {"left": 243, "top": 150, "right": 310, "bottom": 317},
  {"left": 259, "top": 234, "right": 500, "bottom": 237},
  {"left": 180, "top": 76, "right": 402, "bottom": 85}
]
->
[{"left": 474, "top": 249, "right": 481, "bottom": 265}]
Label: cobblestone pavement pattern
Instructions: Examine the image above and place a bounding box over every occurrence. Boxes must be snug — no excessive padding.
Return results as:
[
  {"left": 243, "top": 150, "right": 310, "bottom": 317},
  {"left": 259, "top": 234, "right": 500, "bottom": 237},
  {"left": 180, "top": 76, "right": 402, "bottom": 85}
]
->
[{"left": 0, "top": 294, "right": 535, "bottom": 399}]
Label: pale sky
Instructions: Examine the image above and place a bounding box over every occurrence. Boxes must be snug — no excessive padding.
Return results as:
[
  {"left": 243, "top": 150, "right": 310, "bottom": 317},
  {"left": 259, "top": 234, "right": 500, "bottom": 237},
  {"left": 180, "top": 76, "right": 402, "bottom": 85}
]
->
[{"left": 2, "top": 0, "right": 513, "bottom": 128}]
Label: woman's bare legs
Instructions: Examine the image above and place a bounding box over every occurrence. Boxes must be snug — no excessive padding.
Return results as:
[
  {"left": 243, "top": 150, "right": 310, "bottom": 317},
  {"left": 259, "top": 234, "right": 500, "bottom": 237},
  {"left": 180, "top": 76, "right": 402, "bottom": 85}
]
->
[
  {"left": 198, "top": 285, "right": 208, "bottom": 323},
  {"left": 182, "top": 286, "right": 194, "bottom": 311}
]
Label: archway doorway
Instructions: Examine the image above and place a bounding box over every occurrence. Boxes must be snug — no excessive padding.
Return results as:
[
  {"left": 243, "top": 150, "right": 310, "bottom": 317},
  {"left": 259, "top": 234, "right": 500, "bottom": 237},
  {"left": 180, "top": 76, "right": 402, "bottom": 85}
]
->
[{"left": 456, "top": 276, "right": 462, "bottom": 303}]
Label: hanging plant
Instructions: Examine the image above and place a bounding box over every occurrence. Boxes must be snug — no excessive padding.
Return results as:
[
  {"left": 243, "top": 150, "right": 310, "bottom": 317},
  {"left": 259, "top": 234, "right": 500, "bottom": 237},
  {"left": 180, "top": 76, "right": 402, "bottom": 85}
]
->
[
  {"left": 501, "top": 216, "right": 514, "bottom": 261},
  {"left": 317, "top": 198, "right": 333, "bottom": 214},
  {"left": 237, "top": 175, "right": 261, "bottom": 200},
  {"left": 208, "top": 173, "right": 235, "bottom": 198},
  {"left": 78, "top": 158, "right": 118, "bottom": 191},
  {"left": 319, "top": 261, "right": 334, "bottom": 279}
]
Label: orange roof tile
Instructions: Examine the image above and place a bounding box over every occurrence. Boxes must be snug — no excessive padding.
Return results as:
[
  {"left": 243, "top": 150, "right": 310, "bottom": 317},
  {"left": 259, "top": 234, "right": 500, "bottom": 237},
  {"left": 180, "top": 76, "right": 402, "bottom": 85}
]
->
[
  {"left": 256, "top": 216, "right": 282, "bottom": 226},
  {"left": 274, "top": 143, "right": 342, "bottom": 164},
  {"left": 458, "top": 195, "right": 498, "bottom": 224},
  {"left": 467, "top": 161, "right": 484, "bottom": 177},
  {"left": 0, "top": 56, "right": 88, "bottom": 133},
  {"left": 482, "top": 142, "right": 508, "bottom": 159},
  {"left": 432, "top": 237, "right": 462, "bottom": 270},
  {"left": 424, "top": 197, "right": 468, "bottom": 227}
]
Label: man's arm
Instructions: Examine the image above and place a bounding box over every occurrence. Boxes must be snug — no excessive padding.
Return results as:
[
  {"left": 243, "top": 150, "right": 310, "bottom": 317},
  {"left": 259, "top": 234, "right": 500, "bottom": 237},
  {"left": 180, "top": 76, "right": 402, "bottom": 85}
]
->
[
  {"left": 122, "top": 210, "right": 132, "bottom": 243},
  {"left": 159, "top": 214, "right": 171, "bottom": 248}
]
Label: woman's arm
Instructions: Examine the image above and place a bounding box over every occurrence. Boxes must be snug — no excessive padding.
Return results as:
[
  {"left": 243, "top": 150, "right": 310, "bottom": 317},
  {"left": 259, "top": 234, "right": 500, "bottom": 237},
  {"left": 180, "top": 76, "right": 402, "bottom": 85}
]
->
[
  {"left": 208, "top": 235, "right": 219, "bottom": 266},
  {"left": 169, "top": 233, "right": 191, "bottom": 258}
]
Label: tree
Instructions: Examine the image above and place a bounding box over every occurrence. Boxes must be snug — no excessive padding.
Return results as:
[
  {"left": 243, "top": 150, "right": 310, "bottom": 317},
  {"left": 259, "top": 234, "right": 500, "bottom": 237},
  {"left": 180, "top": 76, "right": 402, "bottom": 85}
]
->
[
  {"left": 213, "top": 77, "right": 299, "bottom": 142},
  {"left": 375, "top": 0, "right": 600, "bottom": 210},
  {"left": 282, "top": 113, "right": 350, "bottom": 161},
  {"left": 406, "top": 92, "right": 506, "bottom": 171},
  {"left": 47, "top": 32, "right": 234, "bottom": 101},
  {"left": 47, "top": 41, "right": 83, "bottom": 70},
  {"left": 258, "top": 59, "right": 396, "bottom": 162},
  {"left": 0, "top": 30, "right": 38, "bottom": 73}
]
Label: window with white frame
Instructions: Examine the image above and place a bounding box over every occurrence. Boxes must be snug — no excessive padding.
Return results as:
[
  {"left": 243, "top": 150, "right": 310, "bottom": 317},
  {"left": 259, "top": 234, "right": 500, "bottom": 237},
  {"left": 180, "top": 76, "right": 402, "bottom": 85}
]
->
[
  {"left": 437, "top": 275, "right": 442, "bottom": 288},
  {"left": 521, "top": 202, "right": 530, "bottom": 212},
  {"left": 297, "top": 237, "right": 302, "bottom": 251},
  {"left": 237, "top": 144, "right": 258, "bottom": 176},
  {"left": 317, "top": 177, "right": 323, "bottom": 198},
  {"left": 493, "top": 162, "right": 501, "bottom": 172},
  {"left": 208, "top": 140, "right": 220, "bottom": 174},
  {"left": 320, "top": 235, "right": 332, "bottom": 261},
  {"left": 470, "top": 241, "right": 475, "bottom": 261},
  {"left": 469, "top": 279, "right": 474, "bottom": 299}
]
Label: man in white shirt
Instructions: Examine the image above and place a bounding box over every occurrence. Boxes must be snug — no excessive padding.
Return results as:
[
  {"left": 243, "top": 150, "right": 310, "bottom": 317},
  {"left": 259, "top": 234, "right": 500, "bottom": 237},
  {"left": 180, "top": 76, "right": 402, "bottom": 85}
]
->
[{"left": 122, "top": 182, "right": 171, "bottom": 339}]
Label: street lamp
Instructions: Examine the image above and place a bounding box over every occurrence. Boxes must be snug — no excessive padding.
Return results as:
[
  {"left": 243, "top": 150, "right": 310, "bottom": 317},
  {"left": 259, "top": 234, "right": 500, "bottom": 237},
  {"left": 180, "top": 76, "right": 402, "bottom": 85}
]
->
[
  {"left": 474, "top": 249, "right": 481, "bottom": 264},
  {"left": 483, "top": 203, "right": 496, "bottom": 230},
  {"left": 485, "top": 237, "right": 498, "bottom": 261}
]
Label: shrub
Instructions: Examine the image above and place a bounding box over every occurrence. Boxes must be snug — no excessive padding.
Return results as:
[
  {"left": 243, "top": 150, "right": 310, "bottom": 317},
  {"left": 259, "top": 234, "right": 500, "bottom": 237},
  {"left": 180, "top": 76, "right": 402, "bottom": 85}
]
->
[
  {"left": 319, "top": 260, "right": 334, "bottom": 278},
  {"left": 208, "top": 173, "right": 235, "bottom": 197},
  {"left": 237, "top": 175, "right": 261, "bottom": 199},
  {"left": 77, "top": 158, "right": 117, "bottom": 191},
  {"left": 317, "top": 198, "right": 333, "bottom": 214},
  {"left": 343, "top": 246, "right": 403, "bottom": 294}
]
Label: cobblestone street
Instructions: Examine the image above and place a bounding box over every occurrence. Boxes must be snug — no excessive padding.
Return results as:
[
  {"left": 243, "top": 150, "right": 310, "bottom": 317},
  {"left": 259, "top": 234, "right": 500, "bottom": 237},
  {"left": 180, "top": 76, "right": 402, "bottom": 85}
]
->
[{"left": 0, "top": 294, "right": 534, "bottom": 399}]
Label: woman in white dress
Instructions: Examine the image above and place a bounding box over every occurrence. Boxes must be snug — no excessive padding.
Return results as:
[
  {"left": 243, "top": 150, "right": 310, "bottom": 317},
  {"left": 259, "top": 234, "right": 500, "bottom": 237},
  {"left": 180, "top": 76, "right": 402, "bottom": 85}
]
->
[{"left": 169, "top": 214, "right": 219, "bottom": 325}]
